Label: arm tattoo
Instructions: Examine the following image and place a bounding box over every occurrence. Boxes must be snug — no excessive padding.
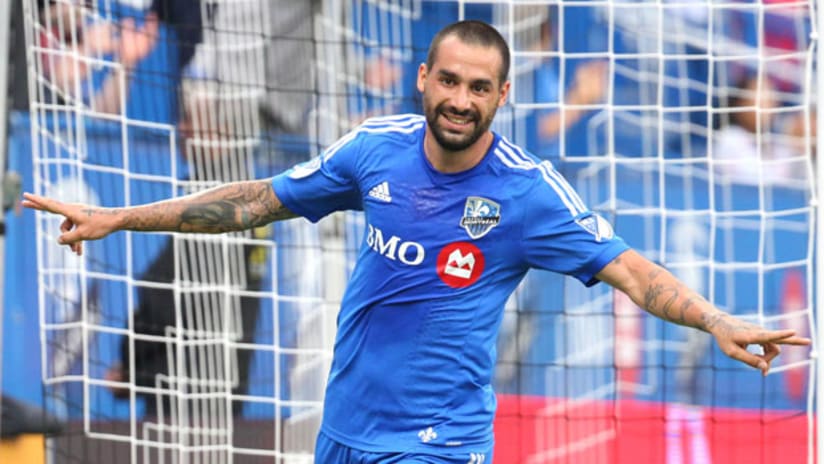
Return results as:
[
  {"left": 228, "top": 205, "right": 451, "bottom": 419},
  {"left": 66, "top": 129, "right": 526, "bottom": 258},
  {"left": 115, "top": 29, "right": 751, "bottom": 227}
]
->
[
  {"left": 699, "top": 311, "right": 755, "bottom": 336},
  {"left": 647, "top": 267, "right": 663, "bottom": 280},
  {"left": 643, "top": 282, "right": 680, "bottom": 321},
  {"left": 622, "top": 256, "right": 729, "bottom": 332},
  {"left": 81, "top": 207, "right": 120, "bottom": 217},
  {"left": 181, "top": 201, "right": 239, "bottom": 232},
  {"left": 123, "top": 180, "right": 294, "bottom": 233},
  {"left": 701, "top": 312, "right": 724, "bottom": 331},
  {"left": 678, "top": 298, "right": 694, "bottom": 325},
  {"left": 642, "top": 265, "right": 692, "bottom": 325},
  {"left": 179, "top": 181, "right": 291, "bottom": 232}
]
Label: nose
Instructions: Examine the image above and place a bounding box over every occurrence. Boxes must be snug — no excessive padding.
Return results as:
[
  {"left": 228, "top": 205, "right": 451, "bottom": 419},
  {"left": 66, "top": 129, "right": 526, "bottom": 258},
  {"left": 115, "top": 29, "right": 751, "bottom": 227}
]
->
[{"left": 449, "top": 85, "right": 472, "bottom": 113}]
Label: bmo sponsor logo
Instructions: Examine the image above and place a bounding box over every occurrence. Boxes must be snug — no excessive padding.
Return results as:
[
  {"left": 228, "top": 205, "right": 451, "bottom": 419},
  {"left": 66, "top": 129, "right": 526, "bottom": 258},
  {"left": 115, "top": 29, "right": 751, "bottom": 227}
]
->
[
  {"left": 365, "top": 225, "right": 486, "bottom": 287},
  {"left": 437, "top": 242, "right": 485, "bottom": 288},
  {"left": 366, "top": 224, "right": 425, "bottom": 265}
]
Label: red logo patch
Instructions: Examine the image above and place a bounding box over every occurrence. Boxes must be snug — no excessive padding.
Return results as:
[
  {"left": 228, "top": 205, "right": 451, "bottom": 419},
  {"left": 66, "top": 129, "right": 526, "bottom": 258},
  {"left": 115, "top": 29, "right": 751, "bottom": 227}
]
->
[{"left": 436, "top": 242, "right": 485, "bottom": 288}]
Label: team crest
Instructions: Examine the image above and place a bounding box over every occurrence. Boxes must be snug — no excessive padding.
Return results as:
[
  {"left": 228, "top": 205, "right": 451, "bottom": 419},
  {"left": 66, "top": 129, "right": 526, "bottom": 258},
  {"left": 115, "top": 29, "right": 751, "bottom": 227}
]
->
[
  {"left": 460, "top": 196, "right": 501, "bottom": 240},
  {"left": 575, "top": 214, "right": 615, "bottom": 242}
]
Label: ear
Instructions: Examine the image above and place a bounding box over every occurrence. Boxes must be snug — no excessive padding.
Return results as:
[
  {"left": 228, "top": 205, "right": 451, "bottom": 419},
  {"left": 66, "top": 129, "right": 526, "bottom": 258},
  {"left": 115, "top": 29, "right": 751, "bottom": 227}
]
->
[
  {"left": 497, "top": 80, "right": 511, "bottom": 108},
  {"left": 416, "top": 63, "right": 427, "bottom": 93}
]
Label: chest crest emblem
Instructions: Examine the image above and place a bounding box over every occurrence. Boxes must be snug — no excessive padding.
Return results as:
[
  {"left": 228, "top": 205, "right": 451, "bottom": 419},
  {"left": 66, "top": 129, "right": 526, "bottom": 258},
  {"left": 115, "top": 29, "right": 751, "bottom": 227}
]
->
[{"left": 460, "top": 196, "right": 501, "bottom": 240}]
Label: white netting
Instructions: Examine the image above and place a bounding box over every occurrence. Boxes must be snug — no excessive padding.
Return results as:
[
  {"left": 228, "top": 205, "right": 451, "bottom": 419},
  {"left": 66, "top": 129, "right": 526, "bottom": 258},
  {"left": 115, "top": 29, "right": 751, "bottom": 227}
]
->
[
  {"left": 494, "top": 1, "right": 815, "bottom": 462},
  {"left": 23, "top": 0, "right": 816, "bottom": 463}
]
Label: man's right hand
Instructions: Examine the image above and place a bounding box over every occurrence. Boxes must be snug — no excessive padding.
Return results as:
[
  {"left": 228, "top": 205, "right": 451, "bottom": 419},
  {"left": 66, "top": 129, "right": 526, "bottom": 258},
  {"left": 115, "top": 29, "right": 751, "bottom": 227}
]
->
[{"left": 21, "top": 193, "right": 120, "bottom": 256}]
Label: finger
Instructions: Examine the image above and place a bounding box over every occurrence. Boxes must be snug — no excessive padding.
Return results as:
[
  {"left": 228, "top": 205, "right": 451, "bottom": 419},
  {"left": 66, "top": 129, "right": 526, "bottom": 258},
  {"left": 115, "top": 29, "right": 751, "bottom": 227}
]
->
[
  {"left": 22, "top": 192, "right": 63, "bottom": 214},
  {"left": 22, "top": 192, "right": 47, "bottom": 205},
  {"left": 60, "top": 228, "right": 85, "bottom": 246},
  {"left": 734, "top": 326, "right": 795, "bottom": 345},
  {"left": 723, "top": 343, "right": 768, "bottom": 373},
  {"left": 756, "top": 331, "right": 811, "bottom": 346},
  {"left": 60, "top": 218, "right": 75, "bottom": 234},
  {"left": 774, "top": 335, "right": 812, "bottom": 346},
  {"left": 763, "top": 328, "right": 799, "bottom": 339},
  {"left": 66, "top": 241, "right": 82, "bottom": 256},
  {"left": 21, "top": 193, "right": 47, "bottom": 211},
  {"left": 121, "top": 17, "right": 135, "bottom": 32},
  {"left": 760, "top": 342, "right": 781, "bottom": 365}
]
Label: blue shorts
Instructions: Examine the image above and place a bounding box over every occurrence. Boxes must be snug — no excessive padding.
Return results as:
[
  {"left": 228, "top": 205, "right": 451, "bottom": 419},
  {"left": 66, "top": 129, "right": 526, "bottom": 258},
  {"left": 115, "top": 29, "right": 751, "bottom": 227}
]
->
[{"left": 314, "top": 431, "right": 493, "bottom": 463}]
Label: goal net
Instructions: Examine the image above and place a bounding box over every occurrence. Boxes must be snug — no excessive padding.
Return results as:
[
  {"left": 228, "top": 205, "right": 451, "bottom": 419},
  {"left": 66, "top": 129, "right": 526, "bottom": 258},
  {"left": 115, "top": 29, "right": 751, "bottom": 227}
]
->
[{"left": 19, "top": 0, "right": 816, "bottom": 463}]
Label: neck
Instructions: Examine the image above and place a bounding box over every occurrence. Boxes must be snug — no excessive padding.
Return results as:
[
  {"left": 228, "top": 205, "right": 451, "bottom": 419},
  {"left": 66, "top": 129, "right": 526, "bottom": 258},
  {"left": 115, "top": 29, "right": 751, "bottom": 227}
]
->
[{"left": 423, "top": 128, "right": 494, "bottom": 174}]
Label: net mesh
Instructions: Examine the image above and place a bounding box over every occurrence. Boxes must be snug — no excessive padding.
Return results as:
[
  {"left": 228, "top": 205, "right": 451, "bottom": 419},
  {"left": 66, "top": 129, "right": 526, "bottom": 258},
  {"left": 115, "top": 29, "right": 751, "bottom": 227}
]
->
[{"left": 21, "top": 0, "right": 816, "bottom": 462}]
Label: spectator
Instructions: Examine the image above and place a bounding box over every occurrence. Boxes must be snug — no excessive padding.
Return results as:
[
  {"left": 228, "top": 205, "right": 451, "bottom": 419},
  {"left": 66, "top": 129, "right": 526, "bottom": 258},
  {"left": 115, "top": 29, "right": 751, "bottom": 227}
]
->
[
  {"left": 34, "top": 0, "right": 137, "bottom": 113},
  {"left": 106, "top": 0, "right": 321, "bottom": 421},
  {"left": 33, "top": 0, "right": 194, "bottom": 117},
  {"left": 712, "top": 74, "right": 808, "bottom": 186},
  {"left": 527, "top": 15, "right": 609, "bottom": 158},
  {"left": 102, "top": 0, "right": 238, "bottom": 418},
  {"left": 497, "top": 11, "right": 608, "bottom": 390}
]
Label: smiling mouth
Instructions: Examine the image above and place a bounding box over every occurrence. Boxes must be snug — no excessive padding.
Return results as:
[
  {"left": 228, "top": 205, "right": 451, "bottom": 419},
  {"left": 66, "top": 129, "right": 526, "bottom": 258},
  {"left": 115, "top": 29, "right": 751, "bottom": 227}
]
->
[{"left": 442, "top": 113, "right": 474, "bottom": 127}]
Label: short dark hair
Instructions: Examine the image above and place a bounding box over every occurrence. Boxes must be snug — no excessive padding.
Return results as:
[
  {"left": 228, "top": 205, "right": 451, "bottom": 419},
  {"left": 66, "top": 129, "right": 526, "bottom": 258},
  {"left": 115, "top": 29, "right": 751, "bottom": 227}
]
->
[{"left": 426, "top": 20, "right": 511, "bottom": 85}]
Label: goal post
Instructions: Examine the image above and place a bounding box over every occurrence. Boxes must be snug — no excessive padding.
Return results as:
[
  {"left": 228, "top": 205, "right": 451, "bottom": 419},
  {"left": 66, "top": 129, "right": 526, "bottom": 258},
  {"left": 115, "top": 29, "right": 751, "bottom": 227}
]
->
[
  {"left": 817, "top": 1, "right": 824, "bottom": 463},
  {"left": 14, "top": 0, "right": 819, "bottom": 463}
]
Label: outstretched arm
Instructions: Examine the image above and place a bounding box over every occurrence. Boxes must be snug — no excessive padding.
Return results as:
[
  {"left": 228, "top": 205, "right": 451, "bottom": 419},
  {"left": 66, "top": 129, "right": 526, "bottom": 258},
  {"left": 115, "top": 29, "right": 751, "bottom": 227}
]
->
[
  {"left": 596, "top": 249, "right": 810, "bottom": 375},
  {"left": 22, "top": 179, "right": 297, "bottom": 255}
]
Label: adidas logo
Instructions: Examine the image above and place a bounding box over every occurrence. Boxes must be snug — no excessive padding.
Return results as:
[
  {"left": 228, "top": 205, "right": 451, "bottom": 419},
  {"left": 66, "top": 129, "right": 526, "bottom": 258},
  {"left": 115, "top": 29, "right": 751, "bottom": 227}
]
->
[{"left": 368, "top": 181, "right": 392, "bottom": 202}]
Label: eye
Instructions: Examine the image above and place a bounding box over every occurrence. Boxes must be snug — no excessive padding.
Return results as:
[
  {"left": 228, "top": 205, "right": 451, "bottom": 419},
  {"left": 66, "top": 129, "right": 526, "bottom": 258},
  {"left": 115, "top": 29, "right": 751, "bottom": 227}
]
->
[
  {"left": 440, "top": 77, "right": 456, "bottom": 86},
  {"left": 472, "top": 84, "right": 490, "bottom": 94}
]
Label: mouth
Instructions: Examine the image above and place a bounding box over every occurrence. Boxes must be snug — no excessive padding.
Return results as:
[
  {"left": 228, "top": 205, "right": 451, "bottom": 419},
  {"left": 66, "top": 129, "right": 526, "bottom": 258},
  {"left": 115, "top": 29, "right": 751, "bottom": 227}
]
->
[{"left": 440, "top": 112, "right": 475, "bottom": 130}]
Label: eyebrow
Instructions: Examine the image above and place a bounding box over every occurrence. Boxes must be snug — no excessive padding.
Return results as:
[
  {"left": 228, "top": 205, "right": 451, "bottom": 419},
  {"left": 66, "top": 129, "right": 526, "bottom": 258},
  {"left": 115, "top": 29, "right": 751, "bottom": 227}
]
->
[{"left": 437, "top": 69, "right": 494, "bottom": 88}]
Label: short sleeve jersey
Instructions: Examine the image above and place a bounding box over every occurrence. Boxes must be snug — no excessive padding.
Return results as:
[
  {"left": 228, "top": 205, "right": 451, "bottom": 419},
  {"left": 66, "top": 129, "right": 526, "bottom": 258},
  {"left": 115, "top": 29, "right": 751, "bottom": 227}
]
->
[{"left": 271, "top": 114, "right": 629, "bottom": 453}]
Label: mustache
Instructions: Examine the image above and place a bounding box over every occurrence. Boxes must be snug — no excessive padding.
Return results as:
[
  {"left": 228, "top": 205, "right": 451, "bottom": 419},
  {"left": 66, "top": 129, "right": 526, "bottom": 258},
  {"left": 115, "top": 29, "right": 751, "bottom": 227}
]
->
[{"left": 438, "top": 105, "right": 478, "bottom": 121}]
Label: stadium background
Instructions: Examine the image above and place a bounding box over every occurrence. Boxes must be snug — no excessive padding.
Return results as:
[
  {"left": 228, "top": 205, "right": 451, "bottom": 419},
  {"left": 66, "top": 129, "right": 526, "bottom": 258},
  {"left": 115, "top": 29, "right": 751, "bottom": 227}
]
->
[{"left": 0, "top": 0, "right": 817, "bottom": 462}]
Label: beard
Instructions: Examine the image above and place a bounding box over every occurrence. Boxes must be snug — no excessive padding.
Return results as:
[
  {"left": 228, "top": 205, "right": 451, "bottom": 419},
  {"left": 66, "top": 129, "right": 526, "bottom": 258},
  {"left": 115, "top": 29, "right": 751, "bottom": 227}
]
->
[{"left": 423, "top": 98, "right": 497, "bottom": 152}]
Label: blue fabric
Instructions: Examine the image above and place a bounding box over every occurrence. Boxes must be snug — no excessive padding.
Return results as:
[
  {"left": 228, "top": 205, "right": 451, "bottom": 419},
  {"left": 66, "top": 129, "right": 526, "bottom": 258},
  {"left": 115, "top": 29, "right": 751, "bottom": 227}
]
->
[
  {"left": 315, "top": 431, "right": 493, "bottom": 464},
  {"left": 271, "top": 114, "right": 628, "bottom": 453}
]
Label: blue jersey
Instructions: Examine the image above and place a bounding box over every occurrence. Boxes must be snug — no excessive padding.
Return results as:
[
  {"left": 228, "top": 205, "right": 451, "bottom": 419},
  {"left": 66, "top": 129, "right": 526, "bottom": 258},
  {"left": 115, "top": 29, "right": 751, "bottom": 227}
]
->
[{"left": 271, "top": 114, "right": 629, "bottom": 453}]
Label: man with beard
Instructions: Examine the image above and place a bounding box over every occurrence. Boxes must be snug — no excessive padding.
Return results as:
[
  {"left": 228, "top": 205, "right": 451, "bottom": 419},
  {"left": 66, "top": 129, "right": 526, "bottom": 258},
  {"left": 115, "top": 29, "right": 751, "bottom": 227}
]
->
[{"left": 22, "top": 20, "right": 810, "bottom": 464}]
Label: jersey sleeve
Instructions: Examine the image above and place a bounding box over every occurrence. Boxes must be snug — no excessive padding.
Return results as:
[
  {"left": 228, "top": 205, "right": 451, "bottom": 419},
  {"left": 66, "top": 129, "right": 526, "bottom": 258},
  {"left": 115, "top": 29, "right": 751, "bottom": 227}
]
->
[
  {"left": 522, "top": 162, "right": 629, "bottom": 286},
  {"left": 271, "top": 130, "right": 365, "bottom": 223}
]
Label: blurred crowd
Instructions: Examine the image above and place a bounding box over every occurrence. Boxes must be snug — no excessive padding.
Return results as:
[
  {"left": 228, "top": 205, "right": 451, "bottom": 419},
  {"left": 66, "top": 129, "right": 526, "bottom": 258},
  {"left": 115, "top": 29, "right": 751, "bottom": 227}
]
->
[
  {"left": 12, "top": 0, "right": 816, "bottom": 418},
  {"left": 27, "top": 0, "right": 816, "bottom": 182}
]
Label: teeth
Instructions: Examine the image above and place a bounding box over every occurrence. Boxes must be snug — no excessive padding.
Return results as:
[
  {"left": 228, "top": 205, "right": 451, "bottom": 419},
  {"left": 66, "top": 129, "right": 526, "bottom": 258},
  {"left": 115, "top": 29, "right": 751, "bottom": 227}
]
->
[{"left": 445, "top": 115, "right": 470, "bottom": 124}]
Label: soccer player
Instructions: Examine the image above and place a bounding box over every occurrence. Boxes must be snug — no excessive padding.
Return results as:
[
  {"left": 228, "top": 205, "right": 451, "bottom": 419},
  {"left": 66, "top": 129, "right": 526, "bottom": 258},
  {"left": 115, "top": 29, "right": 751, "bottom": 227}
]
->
[{"left": 23, "top": 20, "right": 810, "bottom": 464}]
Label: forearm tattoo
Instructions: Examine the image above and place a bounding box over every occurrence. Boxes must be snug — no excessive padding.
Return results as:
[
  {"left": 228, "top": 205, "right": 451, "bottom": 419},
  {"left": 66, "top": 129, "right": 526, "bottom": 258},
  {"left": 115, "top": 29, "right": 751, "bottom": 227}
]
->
[
  {"left": 642, "top": 265, "right": 699, "bottom": 327},
  {"left": 699, "top": 310, "right": 755, "bottom": 337},
  {"left": 180, "top": 181, "right": 292, "bottom": 232},
  {"left": 81, "top": 207, "right": 119, "bottom": 217},
  {"left": 643, "top": 282, "right": 682, "bottom": 323},
  {"left": 700, "top": 312, "right": 724, "bottom": 331},
  {"left": 125, "top": 180, "right": 294, "bottom": 233}
]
